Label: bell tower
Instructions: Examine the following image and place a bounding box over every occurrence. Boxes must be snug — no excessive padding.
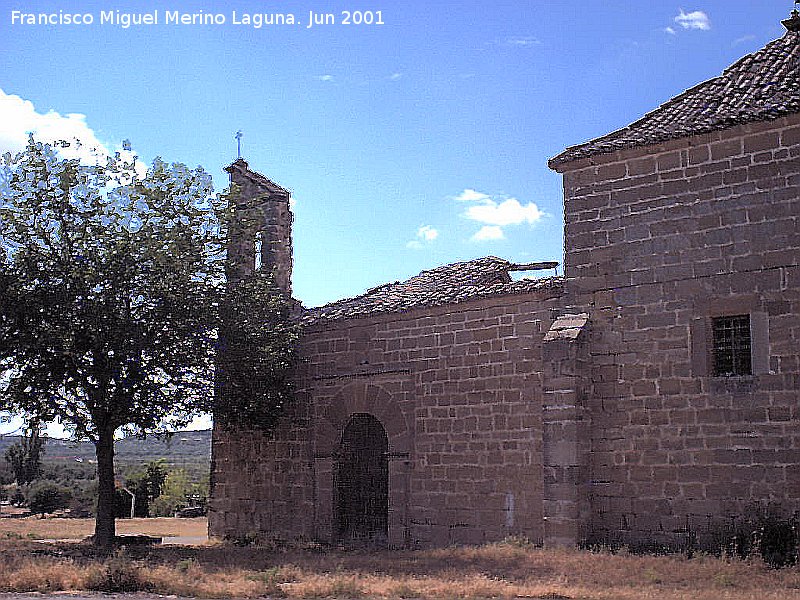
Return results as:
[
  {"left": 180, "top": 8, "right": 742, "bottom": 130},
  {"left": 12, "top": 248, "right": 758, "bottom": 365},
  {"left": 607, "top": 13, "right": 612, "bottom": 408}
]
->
[{"left": 224, "top": 158, "right": 293, "bottom": 295}]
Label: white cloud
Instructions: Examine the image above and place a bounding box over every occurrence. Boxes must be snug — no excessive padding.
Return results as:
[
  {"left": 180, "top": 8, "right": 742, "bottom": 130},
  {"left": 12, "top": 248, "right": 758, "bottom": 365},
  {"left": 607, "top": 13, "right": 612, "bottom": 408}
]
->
[
  {"left": 664, "top": 26, "right": 676, "bottom": 35},
  {"left": 471, "top": 226, "right": 505, "bottom": 242},
  {"left": 316, "top": 74, "right": 334, "bottom": 81},
  {"left": 407, "top": 224, "right": 438, "bottom": 248},
  {"left": 465, "top": 197, "right": 544, "bottom": 227},
  {"left": 388, "top": 73, "right": 402, "bottom": 81},
  {"left": 0, "top": 88, "right": 148, "bottom": 180},
  {"left": 504, "top": 36, "right": 540, "bottom": 47},
  {"left": 733, "top": 34, "right": 756, "bottom": 46},
  {"left": 674, "top": 9, "right": 711, "bottom": 31},
  {"left": 417, "top": 225, "right": 438, "bottom": 241},
  {"left": 455, "top": 188, "right": 491, "bottom": 203},
  {"left": 0, "top": 87, "right": 110, "bottom": 162},
  {"left": 455, "top": 188, "right": 545, "bottom": 242}
]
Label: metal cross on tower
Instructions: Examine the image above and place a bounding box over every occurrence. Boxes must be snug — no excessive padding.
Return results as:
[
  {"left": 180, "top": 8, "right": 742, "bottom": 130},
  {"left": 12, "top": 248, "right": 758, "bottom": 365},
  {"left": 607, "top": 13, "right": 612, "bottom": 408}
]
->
[{"left": 235, "top": 130, "right": 243, "bottom": 159}]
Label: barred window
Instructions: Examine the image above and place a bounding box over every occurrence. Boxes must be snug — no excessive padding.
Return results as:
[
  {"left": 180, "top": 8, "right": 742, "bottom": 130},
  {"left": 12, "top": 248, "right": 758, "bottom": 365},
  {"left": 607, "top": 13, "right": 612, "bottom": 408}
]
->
[{"left": 711, "top": 315, "right": 752, "bottom": 376}]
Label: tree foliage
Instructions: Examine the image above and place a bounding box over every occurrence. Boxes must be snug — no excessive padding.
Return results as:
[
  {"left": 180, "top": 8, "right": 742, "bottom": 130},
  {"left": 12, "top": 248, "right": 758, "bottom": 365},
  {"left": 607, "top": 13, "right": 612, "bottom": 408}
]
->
[
  {"left": 4, "top": 423, "right": 44, "bottom": 485},
  {"left": 215, "top": 268, "right": 298, "bottom": 432},
  {"left": 0, "top": 138, "right": 225, "bottom": 436},
  {"left": 0, "top": 137, "right": 227, "bottom": 547},
  {"left": 120, "top": 459, "right": 169, "bottom": 517},
  {"left": 28, "top": 481, "right": 71, "bottom": 517},
  {"left": 0, "top": 136, "right": 298, "bottom": 547},
  {"left": 149, "top": 467, "right": 206, "bottom": 517}
]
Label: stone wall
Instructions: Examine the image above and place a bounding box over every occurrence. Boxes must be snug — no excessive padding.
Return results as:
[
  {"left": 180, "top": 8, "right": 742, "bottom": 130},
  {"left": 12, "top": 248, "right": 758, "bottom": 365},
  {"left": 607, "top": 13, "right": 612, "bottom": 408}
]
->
[
  {"left": 208, "top": 411, "right": 314, "bottom": 542},
  {"left": 209, "top": 160, "right": 301, "bottom": 542},
  {"left": 556, "top": 113, "right": 800, "bottom": 547},
  {"left": 542, "top": 313, "right": 591, "bottom": 547},
  {"left": 210, "top": 113, "right": 800, "bottom": 550},
  {"left": 225, "top": 160, "right": 293, "bottom": 294},
  {"left": 210, "top": 284, "right": 564, "bottom": 547}
]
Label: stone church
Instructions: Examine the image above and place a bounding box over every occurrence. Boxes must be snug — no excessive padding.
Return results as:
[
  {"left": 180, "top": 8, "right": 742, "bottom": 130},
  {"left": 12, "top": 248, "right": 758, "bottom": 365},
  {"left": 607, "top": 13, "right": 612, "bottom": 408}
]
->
[{"left": 209, "top": 13, "right": 800, "bottom": 549}]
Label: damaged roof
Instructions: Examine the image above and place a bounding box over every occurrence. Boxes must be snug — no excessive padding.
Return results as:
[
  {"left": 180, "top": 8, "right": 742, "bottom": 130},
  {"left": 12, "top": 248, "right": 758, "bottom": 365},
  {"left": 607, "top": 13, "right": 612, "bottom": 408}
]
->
[
  {"left": 549, "top": 27, "right": 800, "bottom": 169},
  {"left": 303, "top": 256, "right": 561, "bottom": 324}
]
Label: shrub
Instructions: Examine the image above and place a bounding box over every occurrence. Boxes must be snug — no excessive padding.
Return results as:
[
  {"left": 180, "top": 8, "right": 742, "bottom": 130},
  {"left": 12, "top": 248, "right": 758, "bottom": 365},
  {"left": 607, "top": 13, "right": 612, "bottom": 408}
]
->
[
  {"left": 27, "top": 482, "right": 71, "bottom": 517},
  {"left": 85, "top": 552, "right": 152, "bottom": 593}
]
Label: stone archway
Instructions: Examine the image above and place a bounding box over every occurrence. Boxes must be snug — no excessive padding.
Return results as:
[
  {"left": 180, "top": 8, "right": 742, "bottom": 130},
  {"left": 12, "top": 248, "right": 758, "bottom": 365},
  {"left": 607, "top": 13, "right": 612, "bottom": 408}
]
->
[
  {"left": 334, "top": 413, "right": 389, "bottom": 543},
  {"left": 313, "top": 382, "right": 412, "bottom": 547}
]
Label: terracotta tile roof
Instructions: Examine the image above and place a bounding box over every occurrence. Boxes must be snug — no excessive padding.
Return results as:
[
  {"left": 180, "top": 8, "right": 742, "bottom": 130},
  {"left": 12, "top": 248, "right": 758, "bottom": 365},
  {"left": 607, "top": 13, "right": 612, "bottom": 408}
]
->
[
  {"left": 302, "top": 256, "right": 561, "bottom": 324},
  {"left": 549, "top": 30, "right": 800, "bottom": 169}
]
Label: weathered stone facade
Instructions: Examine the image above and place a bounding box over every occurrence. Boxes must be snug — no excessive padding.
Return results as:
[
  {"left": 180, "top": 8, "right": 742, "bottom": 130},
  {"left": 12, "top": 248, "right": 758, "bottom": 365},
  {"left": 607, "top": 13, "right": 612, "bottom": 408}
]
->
[
  {"left": 212, "top": 281, "right": 565, "bottom": 546},
  {"left": 225, "top": 159, "right": 293, "bottom": 293},
  {"left": 210, "top": 23, "right": 800, "bottom": 549},
  {"left": 554, "top": 113, "right": 800, "bottom": 548}
]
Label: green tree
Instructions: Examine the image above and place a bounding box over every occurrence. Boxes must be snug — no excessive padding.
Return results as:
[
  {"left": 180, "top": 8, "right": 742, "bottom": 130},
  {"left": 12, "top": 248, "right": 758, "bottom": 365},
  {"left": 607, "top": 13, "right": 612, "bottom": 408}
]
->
[
  {"left": 215, "top": 269, "right": 298, "bottom": 431},
  {"left": 123, "top": 459, "right": 169, "bottom": 517},
  {"left": 0, "top": 137, "right": 297, "bottom": 548},
  {"left": 0, "top": 137, "right": 226, "bottom": 549},
  {"left": 4, "top": 422, "right": 44, "bottom": 485},
  {"left": 149, "top": 467, "right": 205, "bottom": 517},
  {"left": 27, "top": 481, "right": 71, "bottom": 517},
  {"left": 10, "top": 487, "right": 25, "bottom": 506},
  {"left": 0, "top": 456, "right": 12, "bottom": 486}
]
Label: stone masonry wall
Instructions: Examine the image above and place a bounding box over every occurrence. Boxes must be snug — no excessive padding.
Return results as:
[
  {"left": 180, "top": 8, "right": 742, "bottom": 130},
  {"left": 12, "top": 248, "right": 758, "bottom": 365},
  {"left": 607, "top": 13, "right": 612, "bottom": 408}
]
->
[
  {"left": 208, "top": 406, "right": 315, "bottom": 542},
  {"left": 542, "top": 313, "right": 591, "bottom": 547},
  {"left": 300, "top": 287, "right": 565, "bottom": 548},
  {"left": 209, "top": 161, "right": 301, "bottom": 542},
  {"left": 557, "top": 114, "right": 800, "bottom": 547},
  {"left": 210, "top": 284, "right": 564, "bottom": 547},
  {"left": 225, "top": 161, "right": 293, "bottom": 294}
]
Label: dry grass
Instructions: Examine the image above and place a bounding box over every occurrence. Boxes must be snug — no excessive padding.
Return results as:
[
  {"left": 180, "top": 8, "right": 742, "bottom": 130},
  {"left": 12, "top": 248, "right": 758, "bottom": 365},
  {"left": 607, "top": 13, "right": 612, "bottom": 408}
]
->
[{"left": 0, "top": 521, "right": 798, "bottom": 599}]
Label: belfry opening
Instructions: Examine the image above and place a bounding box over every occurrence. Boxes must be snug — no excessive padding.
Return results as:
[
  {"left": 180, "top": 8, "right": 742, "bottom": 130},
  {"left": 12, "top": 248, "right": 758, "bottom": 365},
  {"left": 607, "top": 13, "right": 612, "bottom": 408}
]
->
[{"left": 334, "top": 413, "right": 389, "bottom": 544}]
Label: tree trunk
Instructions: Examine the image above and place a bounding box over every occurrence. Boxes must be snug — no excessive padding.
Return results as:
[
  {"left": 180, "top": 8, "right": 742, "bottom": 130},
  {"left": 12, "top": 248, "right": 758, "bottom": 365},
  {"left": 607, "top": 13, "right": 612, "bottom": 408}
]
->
[{"left": 94, "top": 424, "right": 117, "bottom": 551}]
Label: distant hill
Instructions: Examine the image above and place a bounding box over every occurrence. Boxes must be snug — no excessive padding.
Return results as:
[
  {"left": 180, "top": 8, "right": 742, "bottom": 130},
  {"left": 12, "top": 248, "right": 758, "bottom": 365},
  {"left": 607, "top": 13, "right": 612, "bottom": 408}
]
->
[{"left": 0, "top": 429, "right": 212, "bottom": 480}]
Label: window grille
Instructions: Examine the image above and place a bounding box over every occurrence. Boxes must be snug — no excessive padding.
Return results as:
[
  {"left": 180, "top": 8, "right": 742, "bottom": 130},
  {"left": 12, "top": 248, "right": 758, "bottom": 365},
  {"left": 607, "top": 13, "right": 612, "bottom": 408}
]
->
[{"left": 711, "top": 315, "right": 751, "bottom": 376}]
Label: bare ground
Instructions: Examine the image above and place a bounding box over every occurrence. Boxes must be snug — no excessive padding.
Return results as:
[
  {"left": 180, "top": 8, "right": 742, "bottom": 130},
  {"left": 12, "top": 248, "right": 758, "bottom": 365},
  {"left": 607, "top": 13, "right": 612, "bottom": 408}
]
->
[{"left": 0, "top": 515, "right": 207, "bottom": 541}]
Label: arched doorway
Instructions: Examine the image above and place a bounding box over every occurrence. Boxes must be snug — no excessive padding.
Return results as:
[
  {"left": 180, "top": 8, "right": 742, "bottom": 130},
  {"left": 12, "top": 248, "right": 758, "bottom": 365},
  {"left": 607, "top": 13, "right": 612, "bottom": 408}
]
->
[{"left": 335, "top": 413, "right": 389, "bottom": 543}]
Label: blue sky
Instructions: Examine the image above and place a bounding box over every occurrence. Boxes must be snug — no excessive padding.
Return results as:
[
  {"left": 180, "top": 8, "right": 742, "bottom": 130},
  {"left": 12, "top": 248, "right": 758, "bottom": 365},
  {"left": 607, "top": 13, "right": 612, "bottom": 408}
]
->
[
  {"left": 1, "top": 1, "right": 793, "bottom": 309},
  {"left": 0, "top": 1, "right": 794, "bottom": 435}
]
